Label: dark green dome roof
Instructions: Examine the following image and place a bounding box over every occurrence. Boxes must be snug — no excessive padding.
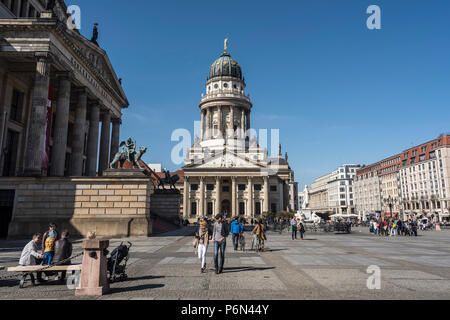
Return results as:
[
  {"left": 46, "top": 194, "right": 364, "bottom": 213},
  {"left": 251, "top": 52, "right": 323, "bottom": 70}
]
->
[{"left": 208, "top": 52, "right": 243, "bottom": 80}]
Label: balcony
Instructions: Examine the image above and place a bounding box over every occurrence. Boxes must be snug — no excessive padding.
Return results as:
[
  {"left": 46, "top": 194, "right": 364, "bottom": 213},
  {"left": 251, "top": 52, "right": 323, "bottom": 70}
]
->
[{"left": 200, "top": 89, "right": 251, "bottom": 103}]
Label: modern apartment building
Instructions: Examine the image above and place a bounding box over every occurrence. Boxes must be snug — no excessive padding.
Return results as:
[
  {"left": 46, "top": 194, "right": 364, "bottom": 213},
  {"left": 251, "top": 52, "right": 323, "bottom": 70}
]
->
[{"left": 308, "top": 164, "right": 360, "bottom": 214}]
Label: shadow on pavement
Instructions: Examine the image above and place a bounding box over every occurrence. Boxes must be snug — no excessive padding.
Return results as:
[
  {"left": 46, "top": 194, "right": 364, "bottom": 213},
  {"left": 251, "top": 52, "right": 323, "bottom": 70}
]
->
[
  {"left": 220, "top": 266, "right": 275, "bottom": 273},
  {"left": 109, "top": 283, "right": 165, "bottom": 294},
  {"left": 124, "top": 275, "right": 165, "bottom": 281}
]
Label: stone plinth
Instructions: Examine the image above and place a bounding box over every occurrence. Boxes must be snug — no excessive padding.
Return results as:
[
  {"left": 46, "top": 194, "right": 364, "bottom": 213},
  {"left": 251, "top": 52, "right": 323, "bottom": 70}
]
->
[
  {"left": 75, "top": 239, "right": 109, "bottom": 296},
  {"left": 103, "top": 168, "right": 148, "bottom": 177},
  {"left": 1, "top": 175, "right": 154, "bottom": 239},
  {"left": 150, "top": 189, "right": 181, "bottom": 224}
]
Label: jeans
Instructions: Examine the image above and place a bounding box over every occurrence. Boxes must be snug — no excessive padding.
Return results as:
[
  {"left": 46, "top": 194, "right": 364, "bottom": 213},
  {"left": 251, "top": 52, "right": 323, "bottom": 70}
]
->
[
  {"left": 292, "top": 229, "right": 297, "bottom": 240},
  {"left": 299, "top": 230, "right": 304, "bottom": 239},
  {"left": 213, "top": 241, "right": 226, "bottom": 271},
  {"left": 232, "top": 233, "right": 240, "bottom": 249},
  {"left": 41, "top": 252, "right": 53, "bottom": 265},
  {"left": 197, "top": 244, "right": 208, "bottom": 269}
]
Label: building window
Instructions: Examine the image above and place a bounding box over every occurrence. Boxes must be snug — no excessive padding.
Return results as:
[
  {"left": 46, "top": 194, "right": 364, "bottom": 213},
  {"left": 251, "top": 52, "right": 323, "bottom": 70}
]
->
[
  {"left": 191, "top": 202, "right": 197, "bottom": 216},
  {"left": 340, "top": 201, "right": 346, "bottom": 206},
  {"left": 222, "top": 186, "right": 230, "bottom": 192},
  {"left": 191, "top": 184, "right": 198, "bottom": 191},
  {"left": 206, "top": 184, "right": 214, "bottom": 191},
  {"left": 255, "top": 202, "right": 261, "bottom": 215},
  {"left": 238, "top": 184, "right": 246, "bottom": 191},
  {"left": 9, "top": 89, "right": 23, "bottom": 123},
  {"left": 2, "top": 130, "right": 19, "bottom": 177},
  {"left": 207, "top": 202, "right": 213, "bottom": 215},
  {"left": 254, "top": 184, "right": 262, "bottom": 191},
  {"left": 271, "top": 203, "right": 277, "bottom": 213},
  {"left": 239, "top": 202, "right": 245, "bottom": 215},
  {"left": 270, "top": 185, "right": 277, "bottom": 192}
]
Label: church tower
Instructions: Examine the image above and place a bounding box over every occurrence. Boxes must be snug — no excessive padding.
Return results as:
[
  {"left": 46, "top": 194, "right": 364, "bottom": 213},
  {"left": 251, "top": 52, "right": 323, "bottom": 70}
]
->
[{"left": 199, "top": 43, "right": 252, "bottom": 151}]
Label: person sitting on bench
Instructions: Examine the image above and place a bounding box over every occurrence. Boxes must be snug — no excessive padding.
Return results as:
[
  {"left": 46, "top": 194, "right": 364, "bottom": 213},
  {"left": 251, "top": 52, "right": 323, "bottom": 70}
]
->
[
  {"left": 19, "top": 233, "right": 45, "bottom": 284},
  {"left": 53, "top": 230, "right": 72, "bottom": 283}
]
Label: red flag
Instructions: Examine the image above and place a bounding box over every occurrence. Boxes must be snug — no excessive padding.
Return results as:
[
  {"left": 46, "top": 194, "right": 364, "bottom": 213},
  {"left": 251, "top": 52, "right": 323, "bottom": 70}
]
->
[{"left": 42, "top": 82, "right": 54, "bottom": 171}]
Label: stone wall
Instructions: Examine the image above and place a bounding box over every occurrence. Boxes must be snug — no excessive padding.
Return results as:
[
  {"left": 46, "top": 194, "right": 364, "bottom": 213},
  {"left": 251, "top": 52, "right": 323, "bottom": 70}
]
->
[
  {"left": 150, "top": 190, "right": 182, "bottom": 224},
  {"left": 0, "top": 175, "right": 154, "bottom": 239}
]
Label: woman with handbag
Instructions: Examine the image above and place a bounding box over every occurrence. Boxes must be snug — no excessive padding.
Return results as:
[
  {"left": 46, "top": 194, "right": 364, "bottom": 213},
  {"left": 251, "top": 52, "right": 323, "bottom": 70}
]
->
[
  {"left": 297, "top": 221, "right": 305, "bottom": 240},
  {"left": 194, "top": 217, "right": 211, "bottom": 273},
  {"left": 252, "top": 218, "right": 266, "bottom": 252}
]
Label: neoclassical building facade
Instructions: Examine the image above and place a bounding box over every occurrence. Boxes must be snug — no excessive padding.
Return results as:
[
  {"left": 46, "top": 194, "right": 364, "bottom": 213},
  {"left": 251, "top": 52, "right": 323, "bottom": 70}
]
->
[
  {"left": 182, "top": 47, "right": 297, "bottom": 221},
  {"left": 0, "top": 0, "right": 128, "bottom": 178}
]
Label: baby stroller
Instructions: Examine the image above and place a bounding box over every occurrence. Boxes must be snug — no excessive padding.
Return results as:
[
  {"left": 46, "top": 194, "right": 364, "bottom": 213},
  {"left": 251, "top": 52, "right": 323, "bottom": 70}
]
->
[{"left": 107, "top": 241, "right": 132, "bottom": 283}]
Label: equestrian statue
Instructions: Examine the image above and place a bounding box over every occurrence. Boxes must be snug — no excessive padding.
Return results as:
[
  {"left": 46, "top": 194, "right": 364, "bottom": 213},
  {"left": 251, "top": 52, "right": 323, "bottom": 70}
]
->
[
  {"left": 156, "top": 168, "right": 180, "bottom": 190},
  {"left": 110, "top": 137, "right": 147, "bottom": 170}
]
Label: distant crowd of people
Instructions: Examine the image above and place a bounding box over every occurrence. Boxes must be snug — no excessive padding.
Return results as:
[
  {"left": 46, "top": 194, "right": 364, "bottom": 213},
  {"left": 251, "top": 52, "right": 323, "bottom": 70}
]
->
[{"left": 369, "top": 219, "right": 419, "bottom": 236}]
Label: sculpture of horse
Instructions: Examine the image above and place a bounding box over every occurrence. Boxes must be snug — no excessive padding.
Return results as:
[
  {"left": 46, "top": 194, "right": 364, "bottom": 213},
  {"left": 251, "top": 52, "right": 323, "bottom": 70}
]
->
[
  {"left": 157, "top": 170, "right": 180, "bottom": 190},
  {"left": 110, "top": 146, "right": 147, "bottom": 169}
]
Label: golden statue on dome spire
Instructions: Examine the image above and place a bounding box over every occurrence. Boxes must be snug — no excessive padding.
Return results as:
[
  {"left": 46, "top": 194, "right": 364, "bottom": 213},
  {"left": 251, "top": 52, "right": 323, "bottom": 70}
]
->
[{"left": 224, "top": 35, "right": 229, "bottom": 52}]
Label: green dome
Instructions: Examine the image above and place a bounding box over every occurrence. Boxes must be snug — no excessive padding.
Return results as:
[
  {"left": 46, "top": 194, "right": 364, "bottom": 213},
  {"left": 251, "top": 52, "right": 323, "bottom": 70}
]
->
[{"left": 208, "top": 52, "right": 243, "bottom": 80}]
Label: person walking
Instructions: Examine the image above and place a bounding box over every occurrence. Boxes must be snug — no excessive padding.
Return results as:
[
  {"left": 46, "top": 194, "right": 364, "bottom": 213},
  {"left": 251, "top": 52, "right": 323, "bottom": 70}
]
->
[
  {"left": 290, "top": 217, "right": 297, "bottom": 240},
  {"left": 194, "top": 217, "right": 211, "bottom": 273},
  {"left": 230, "top": 217, "right": 244, "bottom": 251},
  {"left": 298, "top": 221, "right": 305, "bottom": 240},
  {"left": 252, "top": 218, "right": 266, "bottom": 251},
  {"left": 212, "top": 214, "right": 229, "bottom": 274}
]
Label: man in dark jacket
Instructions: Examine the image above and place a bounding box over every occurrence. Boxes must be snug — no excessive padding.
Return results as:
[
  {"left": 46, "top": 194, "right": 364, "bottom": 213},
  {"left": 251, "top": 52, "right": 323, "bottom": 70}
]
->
[
  {"left": 212, "top": 214, "right": 229, "bottom": 274},
  {"left": 53, "top": 230, "right": 72, "bottom": 283}
]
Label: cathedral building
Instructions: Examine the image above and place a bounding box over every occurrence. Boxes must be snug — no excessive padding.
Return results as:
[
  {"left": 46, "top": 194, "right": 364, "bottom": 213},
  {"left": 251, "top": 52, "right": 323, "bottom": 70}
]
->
[{"left": 182, "top": 44, "right": 297, "bottom": 221}]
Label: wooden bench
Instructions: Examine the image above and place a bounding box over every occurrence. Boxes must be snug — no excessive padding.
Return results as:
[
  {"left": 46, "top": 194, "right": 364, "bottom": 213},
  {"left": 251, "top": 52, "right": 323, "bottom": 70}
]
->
[{"left": 7, "top": 265, "right": 82, "bottom": 288}]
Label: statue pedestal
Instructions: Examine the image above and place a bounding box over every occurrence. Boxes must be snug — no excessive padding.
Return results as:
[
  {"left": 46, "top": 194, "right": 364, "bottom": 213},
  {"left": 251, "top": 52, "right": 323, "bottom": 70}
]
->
[
  {"left": 75, "top": 239, "right": 110, "bottom": 296},
  {"left": 103, "top": 168, "right": 148, "bottom": 177}
]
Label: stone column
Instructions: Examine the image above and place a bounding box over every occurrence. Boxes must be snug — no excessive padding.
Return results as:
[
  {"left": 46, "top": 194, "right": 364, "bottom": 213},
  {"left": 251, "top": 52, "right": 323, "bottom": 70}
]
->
[
  {"left": 200, "top": 110, "right": 205, "bottom": 140},
  {"left": 183, "top": 177, "right": 189, "bottom": 218},
  {"left": 215, "top": 176, "right": 221, "bottom": 215},
  {"left": 24, "top": 53, "right": 51, "bottom": 176},
  {"left": 98, "top": 111, "right": 111, "bottom": 176},
  {"left": 247, "top": 177, "right": 253, "bottom": 217},
  {"left": 199, "top": 177, "right": 204, "bottom": 217},
  {"left": 50, "top": 71, "right": 72, "bottom": 176},
  {"left": 71, "top": 88, "right": 88, "bottom": 176},
  {"left": 264, "top": 176, "right": 269, "bottom": 212},
  {"left": 240, "top": 108, "right": 245, "bottom": 139},
  {"left": 232, "top": 176, "right": 237, "bottom": 217},
  {"left": 246, "top": 110, "right": 251, "bottom": 131},
  {"left": 230, "top": 106, "right": 234, "bottom": 137},
  {"left": 85, "top": 102, "right": 100, "bottom": 176},
  {"left": 205, "top": 108, "right": 210, "bottom": 139},
  {"left": 217, "top": 106, "right": 222, "bottom": 138},
  {"left": 110, "top": 118, "right": 121, "bottom": 162},
  {"left": 279, "top": 181, "right": 283, "bottom": 211}
]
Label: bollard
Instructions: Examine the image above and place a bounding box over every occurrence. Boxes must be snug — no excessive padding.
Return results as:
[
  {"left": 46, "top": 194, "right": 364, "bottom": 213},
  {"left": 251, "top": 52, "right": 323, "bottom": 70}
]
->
[{"left": 75, "top": 239, "right": 110, "bottom": 296}]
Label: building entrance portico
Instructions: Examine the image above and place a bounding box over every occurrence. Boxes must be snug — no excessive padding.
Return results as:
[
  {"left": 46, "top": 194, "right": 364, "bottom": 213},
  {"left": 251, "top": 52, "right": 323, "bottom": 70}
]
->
[{"left": 221, "top": 199, "right": 231, "bottom": 217}]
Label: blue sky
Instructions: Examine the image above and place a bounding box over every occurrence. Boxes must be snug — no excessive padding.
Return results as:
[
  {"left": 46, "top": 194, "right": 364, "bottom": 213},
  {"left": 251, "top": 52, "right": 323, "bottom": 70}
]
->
[{"left": 68, "top": 0, "right": 450, "bottom": 186}]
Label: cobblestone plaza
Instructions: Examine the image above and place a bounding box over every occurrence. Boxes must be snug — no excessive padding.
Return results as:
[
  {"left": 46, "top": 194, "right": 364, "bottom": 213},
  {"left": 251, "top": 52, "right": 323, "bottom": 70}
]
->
[{"left": 2, "top": 227, "right": 450, "bottom": 300}]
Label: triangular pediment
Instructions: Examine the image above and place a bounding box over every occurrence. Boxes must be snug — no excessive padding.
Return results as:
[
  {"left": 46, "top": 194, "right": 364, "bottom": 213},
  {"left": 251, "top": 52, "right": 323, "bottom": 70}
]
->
[
  {"left": 185, "top": 149, "right": 266, "bottom": 170},
  {"left": 64, "top": 29, "right": 129, "bottom": 106}
]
